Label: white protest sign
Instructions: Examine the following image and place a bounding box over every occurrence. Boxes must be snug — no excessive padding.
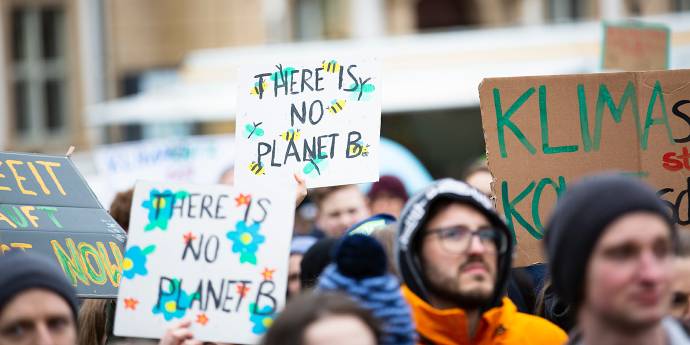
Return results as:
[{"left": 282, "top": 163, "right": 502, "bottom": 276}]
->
[
  {"left": 235, "top": 58, "right": 381, "bottom": 188},
  {"left": 93, "top": 135, "right": 235, "bottom": 205},
  {"left": 114, "top": 180, "right": 295, "bottom": 344}
]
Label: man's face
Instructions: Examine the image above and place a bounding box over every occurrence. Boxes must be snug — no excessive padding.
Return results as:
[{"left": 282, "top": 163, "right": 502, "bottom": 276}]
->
[
  {"left": 316, "top": 187, "right": 370, "bottom": 237},
  {"left": 671, "top": 257, "right": 690, "bottom": 329},
  {"left": 0, "top": 289, "right": 76, "bottom": 345},
  {"left": 420, "top": 203, "right": 497, "bottom": 309},
  {"left": 583, "top": 212, "right": 673, "bottom": 331}
]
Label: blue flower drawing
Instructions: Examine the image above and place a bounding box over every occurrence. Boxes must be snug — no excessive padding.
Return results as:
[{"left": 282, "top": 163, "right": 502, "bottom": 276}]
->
[
  {"left": 249, "top": 303, "right": 275, "bottom": 335},
  {"left": 152, "top": 279, "right": 194, "bottom": 321},
  {"left": 122, "top": 245, "right": 155, "bottom": 279},
  {"left": 226, "top": 220, "right": 265, "bottom": 265}
]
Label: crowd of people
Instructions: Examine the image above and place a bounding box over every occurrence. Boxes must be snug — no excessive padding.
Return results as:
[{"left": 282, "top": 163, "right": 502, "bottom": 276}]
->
[{"left": 1, "top": 163, "right": 689, "bottom": 345}]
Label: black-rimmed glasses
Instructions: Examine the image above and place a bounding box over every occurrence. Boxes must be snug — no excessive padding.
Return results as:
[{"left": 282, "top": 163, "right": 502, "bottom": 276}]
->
[{"left": 424, "top": 225, "right": 508, "bottom": 255}]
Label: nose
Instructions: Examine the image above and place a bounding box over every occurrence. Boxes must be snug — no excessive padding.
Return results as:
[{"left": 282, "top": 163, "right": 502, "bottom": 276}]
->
[
  {"left": 637, "top": 249, "right": 668, "bottom": 285},
  {"left": 35, "top": 323, "right": 55, "bottom": 345},
  {"left": 466, "top": 233, "right": 487, "bottom": 255}
]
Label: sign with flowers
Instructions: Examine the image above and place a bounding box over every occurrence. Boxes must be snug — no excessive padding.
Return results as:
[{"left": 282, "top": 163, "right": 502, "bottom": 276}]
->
[{"left": 114, "top": 180, "right": 295, "bottom": 344}]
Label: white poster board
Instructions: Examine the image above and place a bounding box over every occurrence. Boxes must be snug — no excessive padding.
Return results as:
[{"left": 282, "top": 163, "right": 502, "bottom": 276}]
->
[
  {"left": 114, "top": 180, "right": 295, "bottom": 344},
  {"left": 235, "top": 58, "right": 381, "bottom": 188},
  {"left": 93, "top": 135, "right": 235, "bottom": 206}
]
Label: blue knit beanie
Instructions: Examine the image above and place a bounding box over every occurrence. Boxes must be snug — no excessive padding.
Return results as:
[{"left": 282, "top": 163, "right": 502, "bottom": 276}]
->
[{"left": 317, "top": 234, "right": 415, "bottom": 345}]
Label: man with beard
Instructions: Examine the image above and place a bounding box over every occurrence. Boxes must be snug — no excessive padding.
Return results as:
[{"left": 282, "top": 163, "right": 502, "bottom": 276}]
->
[
  {"left": 544, "top": 174, "right": 690, "bottom": 345},
  {"left": 396, "top": 179, "right": 567, "bottom": 344}
]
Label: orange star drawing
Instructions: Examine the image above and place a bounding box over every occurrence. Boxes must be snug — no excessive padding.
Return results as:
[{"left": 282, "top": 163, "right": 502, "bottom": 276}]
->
[
  {"left": 236, "top": 284, "right": 250, "bottom": 297},
  {"left": 235, "top": 193, "right": 251, "bottom": 206},
  {"left": 183, "top": 231, "right": 197, "bottom": 244},
  {"left": 124, "top": 298, "right": 139, "bottom": 310},
  {"left": 261, "top": 267, "right": 275, "bottom": 281},
  {"left": 196, "top": 313, "right": 209, "bottom": 326}
]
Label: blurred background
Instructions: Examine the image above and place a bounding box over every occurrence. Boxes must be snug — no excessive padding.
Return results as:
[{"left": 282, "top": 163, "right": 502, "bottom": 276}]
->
[{"left": 2, "top": 0, "right": 690, "bottom": 204}]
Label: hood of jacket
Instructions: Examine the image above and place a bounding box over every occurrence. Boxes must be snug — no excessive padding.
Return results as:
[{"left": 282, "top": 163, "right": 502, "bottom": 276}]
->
[{"left": 395, "top": 178, "right": 514, "bottom": 310}]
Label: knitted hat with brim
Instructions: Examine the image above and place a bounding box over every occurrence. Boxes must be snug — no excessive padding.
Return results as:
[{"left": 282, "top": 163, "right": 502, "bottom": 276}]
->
[
  {"left": 318, "top": 234, "right": 415, "bottom": 345},
  {"left": 0, "top": 251, "right": 79, "bottom": 320},
  {"left": 544, "top": 173, "right": 676, "bottom": 308}
]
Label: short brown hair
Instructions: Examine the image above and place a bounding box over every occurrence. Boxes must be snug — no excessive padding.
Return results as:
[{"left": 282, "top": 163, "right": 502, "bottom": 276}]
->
[
  {"left": 309, "top": 185, "right": 360, "bottom": 208},
  {"left": 261, "top": 292, "right": 381, "bottom": 345},
  {"left": 109, "top": 188, "right": 134, "bottom": 232}
]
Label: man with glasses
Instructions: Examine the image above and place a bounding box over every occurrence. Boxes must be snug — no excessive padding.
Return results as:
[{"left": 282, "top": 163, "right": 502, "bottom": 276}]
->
[{"left": 396, "top": 179, "right": 566, "bottom": 344}]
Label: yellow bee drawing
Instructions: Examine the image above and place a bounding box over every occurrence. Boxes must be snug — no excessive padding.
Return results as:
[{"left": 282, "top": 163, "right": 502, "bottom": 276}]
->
[
  {"left": 280, "top": 128, "right": 301, "bottom": 141},
  {"left": 249, "top": 82, "right": 268, "bottom": 96},
  {"left": 348, "top": 143, "right": 370, "bottom": 157},
  {"left": 248, "top": 161, "right": 266, "bottom": 176},
  {"left": 327, "top": 99, "right": 347, "bottom": 114},
  {"left": 322, "top": 60, "right": 340, "bottom": 73}
]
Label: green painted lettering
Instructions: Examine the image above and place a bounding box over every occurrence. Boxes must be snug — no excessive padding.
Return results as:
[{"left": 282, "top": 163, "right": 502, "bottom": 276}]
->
[
  {"left": 51, "top": 239, "right": 89, "bottom": 286},
  {"left": 501, "top": 180, "right": 537, "bottom": 242},
  {"left": 539, "top": 85, "right": 578, "bottom": 154},
  {"left": 494, "top": 87, "right": 537, "bottom": 158},
  {"left": 641, "top": 80, "right": 674, "bottom": 150},
  {"left": 78, "top": 243, "right": 107, "bottom": 285}
]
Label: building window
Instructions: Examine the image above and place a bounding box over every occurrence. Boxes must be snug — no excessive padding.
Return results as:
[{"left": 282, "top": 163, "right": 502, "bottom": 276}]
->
[
  {"left": 293, "top": 0, "right": 348, "bottom": 40},
  {"left": 9, "top": 4, "right": 69, "bottom": 143}
]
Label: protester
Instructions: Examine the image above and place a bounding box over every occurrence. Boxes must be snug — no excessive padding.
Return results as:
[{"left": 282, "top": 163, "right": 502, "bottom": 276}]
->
[
  {"left": 300, "top": 238, "right": 340, "bottom": 290},
  {"left": 77, "top": 299, "right": 111, "bottom": 345},
  {"left": 367, "top": 175, "right": 409, "bottom": 218},
  {"left": 396, "top": 178, "right": 567, "bottom": 344},
  {"left": 672, "top": 231, "right": 690, "bottom": 333},
  {"left": 371, "top": 223, "right": 399, "bottom": 278},
  {"left": 535, "top": 278, "right": 575, "bottom": 333},
  {"left": 310, "top": 185, "right": 370, "bottom": 237},
  {"left": 109, "top": 188, "right": 135, "bottom": 232},
  {"left": 289, "top": 235, "right": 319, "bottom": 298},
  {"left": 544, "top": 174, "right": 690, "bottom": 344},
  {"left": 260, "top": 292, "right": 381, "bottom": 345},
  {"left": 317, "top": 234, "right": 415, "bottom": 345},
  {"left": 463, "top": 159, "right": 493, "bottom": 198},
  {"left": 0, "top": 251, "right": 79, "bottom": 345}
]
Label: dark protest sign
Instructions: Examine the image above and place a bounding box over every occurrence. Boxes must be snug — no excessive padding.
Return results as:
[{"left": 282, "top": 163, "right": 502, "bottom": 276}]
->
[
  {"left": 0, "top": 152, "right": 126, "bottom": 297},
  {"left": 602, "top": 21, "right": 670, "bottom": 71},
  {"left": 480, "top": 70, "right": 690, "bottom": 265},
  {"left": 235, "top": 58, "right": 381, "bottom": 188},
  {"left": 114, "top": 181, "right": 295, "bottom": 343}
]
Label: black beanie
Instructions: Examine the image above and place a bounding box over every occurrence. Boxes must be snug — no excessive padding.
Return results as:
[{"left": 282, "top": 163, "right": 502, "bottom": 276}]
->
[
  {"left": 0, "top": 251, "right": 79, "bottom": 320},
  {"left": 544, "top": 174, "right": 675, "bottom": 308},
  {"left": 299, "top": 238, "right": 339, "bottom": 290}
]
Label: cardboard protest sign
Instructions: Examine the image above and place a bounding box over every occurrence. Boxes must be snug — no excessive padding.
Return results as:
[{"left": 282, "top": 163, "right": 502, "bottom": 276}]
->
[
  {"left": 479, "top": 69, "right": 690, "bottom": 265},
  {"left": 602, "top": 21, "right": 670, "bottom": 71},
  {"left": 114, "top": 180, "right": 295, "bottom": 344},
  {"left": 235, "top": 58, "right": 381, "bottom": 188},
  {"left": 0, "top": 152, "right": 126, "bottom": 297}
]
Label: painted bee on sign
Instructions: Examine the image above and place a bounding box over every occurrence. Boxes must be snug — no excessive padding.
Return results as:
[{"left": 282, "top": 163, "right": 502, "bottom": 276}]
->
[
  {"left": 250, "top": 81, "right": 268, "bottom": 96},
  {"left": 244, "top": 122, "right": 265, "bottom": 139},
  {"left": 280, "top": 128, "right": 301, "bottom": 141},
  {"left": 322, "top": 60, "right": 340, "bottom": 73},
  {"left": 303, "top": 156, "right": 328, "bottom": 176},
  {"left": 348, "top": 142, "right": 370, "bottom": 157},
  {"left": 248, "top": 161, "right": 266, "bottom": 176},
  {"left": 327, "top": 99, "right": 347, "bottom": 114}
]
